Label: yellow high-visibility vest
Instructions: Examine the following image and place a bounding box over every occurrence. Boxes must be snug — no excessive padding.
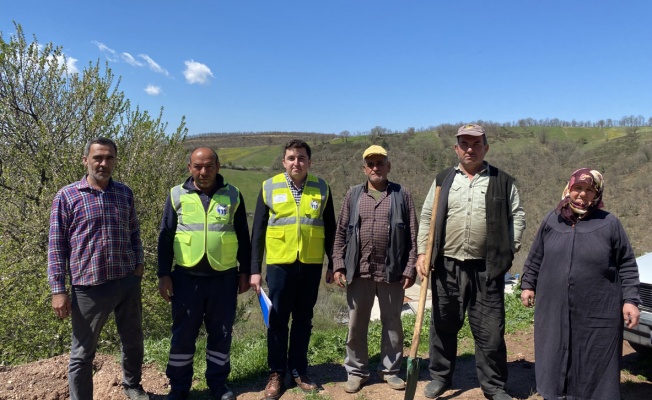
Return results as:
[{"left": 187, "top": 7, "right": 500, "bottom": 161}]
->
[
  {"left": 171, "top": 183, "right": 240, "bottom": 270},
  {"left": 263, "top": 173, "right": 328, "bottom": 264}
]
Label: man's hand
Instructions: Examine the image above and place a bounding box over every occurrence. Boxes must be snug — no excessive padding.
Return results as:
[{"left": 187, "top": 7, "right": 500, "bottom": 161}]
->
[
  {"left": 238, "top": 274, "right": 251, "bottom": 294},
  {"left": 623, "top": 303, "right": 640, "bottom": 329},
  {"left": 401, "top": 276, "right": 415, "bottom": 290},
  {"left": 333, "top": 270, "right": 347, "bottom": 288},
  {"left": 158, "top": 276, "right": 174, "bottom": 302},
  {"left": 416, "top": 254, "right": 429, "bottom": 280},
  {"left": 250, "top": 274, "right": 262, "bottom": 295},
  {"left": 325, "top": 269, "right": 334, "bottom": 284},
  {"left": 133, "top": 264, "right": 144, "bottom": 277},
  {"left": 521, "top": 289, "right": 535, "bottom": 308},
  {"left": 52, "top": 293, "right": 72, "bottom": 319}
]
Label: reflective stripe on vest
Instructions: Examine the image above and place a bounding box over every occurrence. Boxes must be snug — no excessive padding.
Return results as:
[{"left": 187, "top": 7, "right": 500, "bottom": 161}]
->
[
  {"left": 262, "top": 173, "right": 328, "bottom": 264},
  {"left": 171, "top": 183, "right": 240, "bottom": 270}
]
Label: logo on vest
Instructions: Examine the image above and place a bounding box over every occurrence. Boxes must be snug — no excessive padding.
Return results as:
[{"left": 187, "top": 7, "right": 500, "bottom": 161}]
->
[
  {"left": 216, "top": 205, "right": 228, "bottom": 216},
  {"left": 310, "top": 200, "right": 319, "bottom": 210}
]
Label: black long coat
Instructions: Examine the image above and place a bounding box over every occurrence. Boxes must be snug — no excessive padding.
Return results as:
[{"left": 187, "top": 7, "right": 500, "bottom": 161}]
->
[{"left": 521, "top": 209, "right": 640, "bottom": 400}]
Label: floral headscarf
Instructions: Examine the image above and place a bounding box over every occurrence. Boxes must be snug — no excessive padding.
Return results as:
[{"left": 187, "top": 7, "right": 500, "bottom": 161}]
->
[{"left": 556, "top": 168, "right": 604, "bottom": 223}]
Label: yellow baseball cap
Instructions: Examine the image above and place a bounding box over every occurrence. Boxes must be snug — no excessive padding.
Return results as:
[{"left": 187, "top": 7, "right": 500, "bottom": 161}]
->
[{"left": 362, "top": 145, "right": 388, "bottom": 159}]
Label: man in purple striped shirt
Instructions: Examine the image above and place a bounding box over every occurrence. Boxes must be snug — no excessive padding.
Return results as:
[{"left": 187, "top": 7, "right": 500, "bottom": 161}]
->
[{"left": 48, "top": 137, "right": 148, "bottom": 400}]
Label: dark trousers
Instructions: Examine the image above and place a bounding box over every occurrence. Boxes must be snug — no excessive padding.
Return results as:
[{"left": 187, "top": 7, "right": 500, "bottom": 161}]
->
[
  {"left": 166, "top": 269, "right": 238, "bottom": 392},
  {"left": 428, "top": 257, "right": 508, "bottom": 396},
  {"left": 266, "top": 261, "right": 322, "bottom": 376},
  {"left": 69, "top": 273, "right": 144, "bottom": 400}
]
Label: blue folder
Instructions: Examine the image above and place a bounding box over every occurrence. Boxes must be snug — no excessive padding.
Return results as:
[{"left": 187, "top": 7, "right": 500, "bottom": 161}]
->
[{"left": 258, "top": 290, "right": 272, "bottom": 328}]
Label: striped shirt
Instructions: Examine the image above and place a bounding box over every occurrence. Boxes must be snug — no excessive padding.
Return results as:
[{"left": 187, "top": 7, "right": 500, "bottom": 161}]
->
[{"left": 47, "top": 176, "right": 144, "bottom": 294}]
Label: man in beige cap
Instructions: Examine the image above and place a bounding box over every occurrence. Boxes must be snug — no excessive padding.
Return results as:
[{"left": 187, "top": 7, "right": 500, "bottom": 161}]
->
[
  {"left": 331, "top": 145, "right": 418, "bottom": 393},
  {"left": 417, "top": 124, "right": 525, "bottom": 400}
]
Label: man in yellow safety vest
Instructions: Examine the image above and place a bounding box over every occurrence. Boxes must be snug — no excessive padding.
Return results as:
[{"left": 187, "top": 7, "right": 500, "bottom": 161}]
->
[
  {"left": 250, "top": 139, "right": 336, "bottom": 400},
  {"left": 158, "top": 147, "right": 251, "bottom": 400}
]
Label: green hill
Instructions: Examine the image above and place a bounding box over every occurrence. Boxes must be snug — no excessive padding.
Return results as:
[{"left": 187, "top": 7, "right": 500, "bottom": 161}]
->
[{"left": 186, "top": 126, "right": 652, "bottom": 262}]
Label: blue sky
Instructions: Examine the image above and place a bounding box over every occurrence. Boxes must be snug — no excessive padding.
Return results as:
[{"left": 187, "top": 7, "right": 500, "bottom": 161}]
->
[{"left": 2, "top": 1, "right": 651, "bottom": 135}]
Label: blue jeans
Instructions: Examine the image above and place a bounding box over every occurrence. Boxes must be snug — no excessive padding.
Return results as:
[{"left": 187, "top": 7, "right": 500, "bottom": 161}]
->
[
  {"left": 166, "top": 269, "right": 238, "bottom": 392},
  {"left": 69, "top": 273, "right": 144, "bottom": 400},
  {"left": 266, "top": 262, "right": 322, "bottom": 376}
]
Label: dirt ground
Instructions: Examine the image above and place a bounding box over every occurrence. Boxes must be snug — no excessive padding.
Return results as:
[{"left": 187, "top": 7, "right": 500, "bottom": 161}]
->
[{"left": 1, "top": 329, "right": 650, "bottom": 400}]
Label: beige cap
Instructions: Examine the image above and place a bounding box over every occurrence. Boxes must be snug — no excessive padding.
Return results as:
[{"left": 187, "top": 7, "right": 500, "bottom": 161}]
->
[
  {"left": 362, "top": 145, "right": 388, "bottom": 159},
  {"left": 456, "top": 124, "right": 486, "bottom": 136}
]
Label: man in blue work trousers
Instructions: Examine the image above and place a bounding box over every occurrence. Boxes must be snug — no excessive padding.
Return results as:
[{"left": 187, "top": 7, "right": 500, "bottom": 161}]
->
[{"left": 158, "top": 147, "right": 252, "bottom": 400}]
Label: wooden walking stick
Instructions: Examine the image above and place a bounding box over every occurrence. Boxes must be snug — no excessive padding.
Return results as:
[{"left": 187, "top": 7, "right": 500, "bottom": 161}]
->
[{"left": 404, "top": 186, "right": 440, "bottom": 400}]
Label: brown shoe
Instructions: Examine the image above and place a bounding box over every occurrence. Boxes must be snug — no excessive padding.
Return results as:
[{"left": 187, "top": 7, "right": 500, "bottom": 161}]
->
[
  {"left": 265, "top": 373, "right": 283, "bottom": 400},
  {"left": 292, "top": 374, "right": 318, "bottom": 393}
]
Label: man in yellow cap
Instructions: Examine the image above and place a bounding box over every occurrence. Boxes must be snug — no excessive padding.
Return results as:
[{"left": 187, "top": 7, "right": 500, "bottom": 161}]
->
[{"left": 332, "top": 144, "right": 418, "bottom": 393}]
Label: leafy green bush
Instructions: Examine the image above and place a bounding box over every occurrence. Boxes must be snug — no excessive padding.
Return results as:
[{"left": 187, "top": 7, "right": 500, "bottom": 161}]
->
[{"left": 0, "top": 24, "right": 186, "bottom": 365}]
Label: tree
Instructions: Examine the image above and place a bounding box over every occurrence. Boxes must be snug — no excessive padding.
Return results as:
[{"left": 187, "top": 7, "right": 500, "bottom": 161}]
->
[
  {"left": 339, "top": 130, "right": 350, "bottom": 143},
  {"left": 405, "top": 127, "right": 415, "bottom": 139},
  {"left": 537, "top": 128, "right": 548, "bottom": 145},
  {"left": 369, "top": 125, "right": 391, "bottom": 142},
  {"left": 0, "top": 23, "right": 187, "bottom": 364}
]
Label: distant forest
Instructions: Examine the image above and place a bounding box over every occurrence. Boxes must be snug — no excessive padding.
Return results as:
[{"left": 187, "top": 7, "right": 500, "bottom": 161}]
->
[{"left": 190, "top": 114, "right": 652, "bottom": 139}]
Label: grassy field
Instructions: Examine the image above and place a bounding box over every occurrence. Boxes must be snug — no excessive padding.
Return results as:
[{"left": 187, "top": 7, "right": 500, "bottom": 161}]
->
[
  {"left": 143, "top": 286, "right": 534, "bottom": 389},
  {"left": 219, "top": 169, "right": 276, "bottom": 211},
  {"left": 217, "top": 145, "right": 280, "bottom": 169}
]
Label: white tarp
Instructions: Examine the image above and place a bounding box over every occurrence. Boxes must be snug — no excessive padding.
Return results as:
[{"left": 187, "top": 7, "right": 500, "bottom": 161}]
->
[{"left": 637, "top": 252, "right": 652, "bottom": 283}]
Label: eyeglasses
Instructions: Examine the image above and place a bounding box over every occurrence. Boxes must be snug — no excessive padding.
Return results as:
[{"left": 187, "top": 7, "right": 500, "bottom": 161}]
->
[{"left": 365, "top": 160, "right": 386, "bottom": 169}]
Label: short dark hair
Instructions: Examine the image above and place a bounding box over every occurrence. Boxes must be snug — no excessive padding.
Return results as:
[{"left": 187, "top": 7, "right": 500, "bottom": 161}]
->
[
  {"left": 283, "top": 139, "right": 311, "bottom": 159},
  {"left": 457, "top": 134, "right": 488, "bottom": 146},
  {"left": 84, "top": 137, "right": 118, "bottom": 157}
]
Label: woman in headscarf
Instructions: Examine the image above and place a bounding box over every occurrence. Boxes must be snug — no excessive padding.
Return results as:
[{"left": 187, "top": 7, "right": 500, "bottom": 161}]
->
[{"left": 520, "top": 168, "right": 641, "bottom": 400}]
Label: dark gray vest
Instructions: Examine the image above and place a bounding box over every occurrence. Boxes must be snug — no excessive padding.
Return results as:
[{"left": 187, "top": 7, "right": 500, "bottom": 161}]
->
[{"left": 343, "top": 182, "right": 411, "bottom": 283}]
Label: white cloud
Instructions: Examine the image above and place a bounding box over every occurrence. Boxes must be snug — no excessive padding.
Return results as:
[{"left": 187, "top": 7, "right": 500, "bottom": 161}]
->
[
  {"left": 91, "top": 42, "right": 171, "bottom": 78},
  {"left": 144, "top": 85, "right": 162, "bottom": 96},
  {"left": 92, "top": 41, "right": 118, "bottom": 62},
  {"left": 16, "top": 44, "right": 78, "bottom": 78},
  {"left": 59, "top": 55, "right": 79, "bottom": 74},
  {"left": 183, "top": 60, "right": 213, "bottom": 85},
  {"left": 138, "top": 54, "right": 169, "bottom": 76},
  {"left": 121, "top": 52, "right": 143, "bottom": 67},
  {"left": 44, "top": 52, "right": 79, "bottom": 74}
]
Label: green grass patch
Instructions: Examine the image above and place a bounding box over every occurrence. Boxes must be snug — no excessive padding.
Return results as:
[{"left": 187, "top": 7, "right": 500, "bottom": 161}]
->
[
  {"left": 219, "top": 169, "right": 276, "bottom": 209},
  {"left": 303, "top": 391, "right": 332, "bottom": 400},
  {"left": 505, "top": 285, "right": 535, "bottom": 333},
  {"left": 307, "top": 328, "right": 348, "bottom": 365},
  {"left": 217, "top": 145, "right": 279, "bottom": 168}
]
